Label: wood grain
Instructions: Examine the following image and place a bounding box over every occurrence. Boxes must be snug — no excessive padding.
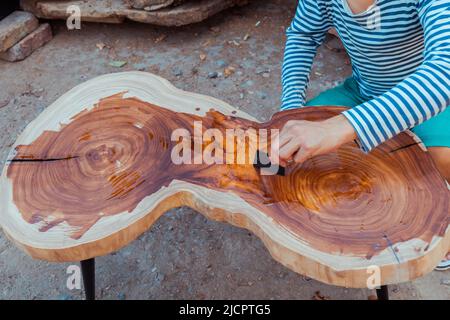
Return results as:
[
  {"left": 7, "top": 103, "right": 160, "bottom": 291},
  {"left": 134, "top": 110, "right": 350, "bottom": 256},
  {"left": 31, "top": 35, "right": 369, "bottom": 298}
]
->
[{"left": 1, "top": 72, "right": 448, "bottom": 288}]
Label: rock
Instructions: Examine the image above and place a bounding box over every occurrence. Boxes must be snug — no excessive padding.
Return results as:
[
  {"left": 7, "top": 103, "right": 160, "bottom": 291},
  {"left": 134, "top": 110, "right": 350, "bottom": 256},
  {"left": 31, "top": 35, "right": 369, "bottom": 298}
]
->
[
  {"left": 0, "top": 23, "right": 52, "bottom": 62},
  {"left": 208, "top": 71, "right": 218, "bottom": 79},
  {"left": 109, "top": 60, "right": 127, "bottom": 68},
  {"left": 172, "top": 67, "right": 183, "bottom": 77},
  {"left": 21, "top": 0, "right": 250, "bottom": 27},
  {"left": 241, "top": 80, "right": 254, "bottom": 88},
  {"left": 256, "top": 91, "right": 267, "bottom": 100},
  {"left": 155, "top": 272, "right": 165, "bottom": 282},
  {"left": 96, "top": 42, "right": 106, "bottom": 50},
  {"left": 224, "top": 66, "right": 235, "bottom": 78},
  {"left": 441, "top": 279, "right": 450, "bottom": 286},
  {"left": 0, "top": 11, "right": 39, "bottom": 52},
  {"left": 216, "top": 60, "right": 228, "bottom": 68},
  {"left": 255, "top": 67, "right": 270, "bottom": 75}
]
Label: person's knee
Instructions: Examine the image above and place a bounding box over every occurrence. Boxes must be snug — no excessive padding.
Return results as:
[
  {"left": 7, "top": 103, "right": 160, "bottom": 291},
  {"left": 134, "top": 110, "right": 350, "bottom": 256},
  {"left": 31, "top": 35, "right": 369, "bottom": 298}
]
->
[{"left": 428, "top": 147, "right": 450, "bottom": 182}]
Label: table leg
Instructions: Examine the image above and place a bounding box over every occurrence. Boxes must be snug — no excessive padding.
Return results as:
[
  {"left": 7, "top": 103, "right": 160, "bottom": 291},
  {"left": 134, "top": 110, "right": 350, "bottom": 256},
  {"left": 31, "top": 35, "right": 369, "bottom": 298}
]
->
[
  {"left": 80, "top": 258, "right": 95, "bottom": 300},
  {"left": 376, "top": 285, "right": 389, "bottom": 300}
]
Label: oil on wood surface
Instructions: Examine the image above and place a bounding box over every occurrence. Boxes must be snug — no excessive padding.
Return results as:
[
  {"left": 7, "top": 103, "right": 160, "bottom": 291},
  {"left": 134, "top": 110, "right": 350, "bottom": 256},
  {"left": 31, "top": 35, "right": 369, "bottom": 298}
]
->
[{"left": 0, "top": 72, "right": 448, "bottom": 288}]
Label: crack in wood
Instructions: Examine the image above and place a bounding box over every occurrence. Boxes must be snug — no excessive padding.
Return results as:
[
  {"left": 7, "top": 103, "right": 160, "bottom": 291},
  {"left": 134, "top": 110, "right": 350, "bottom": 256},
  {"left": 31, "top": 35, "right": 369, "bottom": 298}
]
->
[
  {"left": 389, "top": 143, "right": 422, "bottom": 154},
  {"left": 6, "top": 156, "right": 80, "bottom": 163}
]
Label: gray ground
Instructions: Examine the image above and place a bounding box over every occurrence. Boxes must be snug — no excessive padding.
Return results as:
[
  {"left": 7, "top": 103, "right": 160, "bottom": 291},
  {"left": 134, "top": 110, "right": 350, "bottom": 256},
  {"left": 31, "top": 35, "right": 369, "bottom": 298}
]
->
[{"left": 0, "top": 0, "right": 449, "bottom": 300}]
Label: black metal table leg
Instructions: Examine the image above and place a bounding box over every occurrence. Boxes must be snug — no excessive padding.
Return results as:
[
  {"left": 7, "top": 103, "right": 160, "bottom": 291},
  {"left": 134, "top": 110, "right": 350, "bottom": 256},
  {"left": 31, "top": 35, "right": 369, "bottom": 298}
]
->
[
  {"left": 80, "top": 258, "right": 95, "bottom": 300},
  {"left": 376, "top": 285, "right": 389, "bottom": 300}
]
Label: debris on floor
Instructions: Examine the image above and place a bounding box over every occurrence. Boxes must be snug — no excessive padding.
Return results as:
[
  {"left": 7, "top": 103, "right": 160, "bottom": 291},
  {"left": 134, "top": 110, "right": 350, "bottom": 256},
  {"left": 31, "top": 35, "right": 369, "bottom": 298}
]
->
[
  {"left": 109, "top": 60, "right": 128, "bottom": 68},
  {"left": 0, "top": 11, "right": 52, "bottom": 62},
  {"left": 312, "top": 291, "right": 330, "bottom": 300},
  {"left": 441, "top": 279, "right": 450, "bottom": 286}
]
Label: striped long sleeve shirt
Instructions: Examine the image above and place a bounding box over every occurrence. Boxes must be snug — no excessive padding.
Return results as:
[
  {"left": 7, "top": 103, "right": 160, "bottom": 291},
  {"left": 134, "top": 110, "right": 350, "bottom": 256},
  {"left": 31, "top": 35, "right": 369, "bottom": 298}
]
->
[{"left": 281, "top": 0, "right": 450, "bottom": 152}]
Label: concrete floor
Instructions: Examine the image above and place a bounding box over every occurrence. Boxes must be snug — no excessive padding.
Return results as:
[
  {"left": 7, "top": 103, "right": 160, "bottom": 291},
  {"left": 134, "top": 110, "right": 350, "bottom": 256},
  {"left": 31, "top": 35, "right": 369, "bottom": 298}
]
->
[{"left": 0, "top": 0, "right": 449, "bottom": 300}]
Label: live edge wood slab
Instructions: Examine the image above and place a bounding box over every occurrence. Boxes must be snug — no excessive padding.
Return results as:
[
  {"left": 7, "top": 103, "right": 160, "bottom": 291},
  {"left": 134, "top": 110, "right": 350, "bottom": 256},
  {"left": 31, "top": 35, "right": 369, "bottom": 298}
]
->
[{"left": 0, "top": 72, "right": 448, "bottom": 289}]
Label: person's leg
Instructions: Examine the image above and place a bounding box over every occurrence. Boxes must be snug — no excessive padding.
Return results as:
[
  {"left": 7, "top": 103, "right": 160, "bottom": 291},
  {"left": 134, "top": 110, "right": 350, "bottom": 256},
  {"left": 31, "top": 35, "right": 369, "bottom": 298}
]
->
[
  {"left": 411, "top": 108, "right": 450, "bottom": 182},
  {"left": 428, "top": 147, "right": 450, "bottom": 269},
  {"left": 305, "top": 77, "right": 366, "bottom": 108},
  {"left": 411, "top": 108, "right": 450, "bottom": 270}
]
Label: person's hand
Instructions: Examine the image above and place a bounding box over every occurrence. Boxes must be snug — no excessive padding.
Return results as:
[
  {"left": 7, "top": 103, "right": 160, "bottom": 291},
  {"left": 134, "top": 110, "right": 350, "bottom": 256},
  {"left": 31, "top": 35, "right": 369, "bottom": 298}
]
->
[{"left": 270, "top": 114, "right": 357, "bottom": 167}]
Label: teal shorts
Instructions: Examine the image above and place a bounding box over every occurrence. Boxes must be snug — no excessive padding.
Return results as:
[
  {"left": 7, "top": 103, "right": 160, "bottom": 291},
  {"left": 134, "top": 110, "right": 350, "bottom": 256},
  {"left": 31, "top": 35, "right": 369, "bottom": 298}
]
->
[{"left": 306, "top": 77, "right": 450, "bottom": 148}]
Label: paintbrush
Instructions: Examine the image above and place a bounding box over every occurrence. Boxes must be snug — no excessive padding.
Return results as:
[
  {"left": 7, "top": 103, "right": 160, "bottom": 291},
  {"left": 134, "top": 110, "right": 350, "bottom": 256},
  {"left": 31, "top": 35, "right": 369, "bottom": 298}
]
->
[{"left": 253, "top": 150, "right": 286, "bottom": 176}]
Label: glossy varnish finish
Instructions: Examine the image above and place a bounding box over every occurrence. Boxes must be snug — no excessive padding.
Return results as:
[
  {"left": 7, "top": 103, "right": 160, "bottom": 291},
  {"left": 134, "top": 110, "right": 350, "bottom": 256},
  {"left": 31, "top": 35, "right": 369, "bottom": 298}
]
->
[
  {"left": 7, "top": 93, "right": 449, "bottom": 257},
  {"left": 1, "top": 72, "right": 448, "bottom": 287}
]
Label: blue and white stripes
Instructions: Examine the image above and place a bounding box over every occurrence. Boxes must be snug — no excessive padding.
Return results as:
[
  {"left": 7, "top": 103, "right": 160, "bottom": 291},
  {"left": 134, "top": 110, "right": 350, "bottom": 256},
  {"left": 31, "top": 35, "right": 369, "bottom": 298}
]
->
[{"left": 281, "top": 0, "right": 450, "bottom": 152}]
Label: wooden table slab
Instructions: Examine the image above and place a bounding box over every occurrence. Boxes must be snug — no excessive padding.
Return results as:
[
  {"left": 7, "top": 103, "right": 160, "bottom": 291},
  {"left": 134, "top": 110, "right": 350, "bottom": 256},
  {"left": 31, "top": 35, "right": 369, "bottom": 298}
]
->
[{"left": 0, "top": 72, "right": 448, "bottom": 288}]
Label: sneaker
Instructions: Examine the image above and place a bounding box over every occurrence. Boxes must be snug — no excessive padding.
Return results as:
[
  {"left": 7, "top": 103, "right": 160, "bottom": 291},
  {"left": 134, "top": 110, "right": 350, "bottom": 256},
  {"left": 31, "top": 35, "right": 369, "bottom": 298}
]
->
[{"left": 435, "top": 259, "right": 450, "bottom": 271}]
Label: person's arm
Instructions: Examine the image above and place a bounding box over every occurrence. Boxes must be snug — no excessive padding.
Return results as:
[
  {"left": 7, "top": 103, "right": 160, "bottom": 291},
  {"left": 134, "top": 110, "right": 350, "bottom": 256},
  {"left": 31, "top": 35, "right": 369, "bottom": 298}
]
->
[
  {"left": 273, "top": 0, "right": 450, "bottom": 165},
  {"left": 342, "top": 0, "right": 450, "bottom": 152},
  {"left": 272, "top": 115, "right": 357, "bottom": 167},
  {"left": 281, "top": 0, "right": 333, "bottom": 110}
]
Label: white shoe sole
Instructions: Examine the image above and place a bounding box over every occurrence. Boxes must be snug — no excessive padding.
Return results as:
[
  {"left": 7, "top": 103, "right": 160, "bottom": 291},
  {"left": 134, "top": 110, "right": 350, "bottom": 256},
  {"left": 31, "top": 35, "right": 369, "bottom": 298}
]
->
[{"left": 435, "top": 260, "right": 450, "bottom": 271}]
